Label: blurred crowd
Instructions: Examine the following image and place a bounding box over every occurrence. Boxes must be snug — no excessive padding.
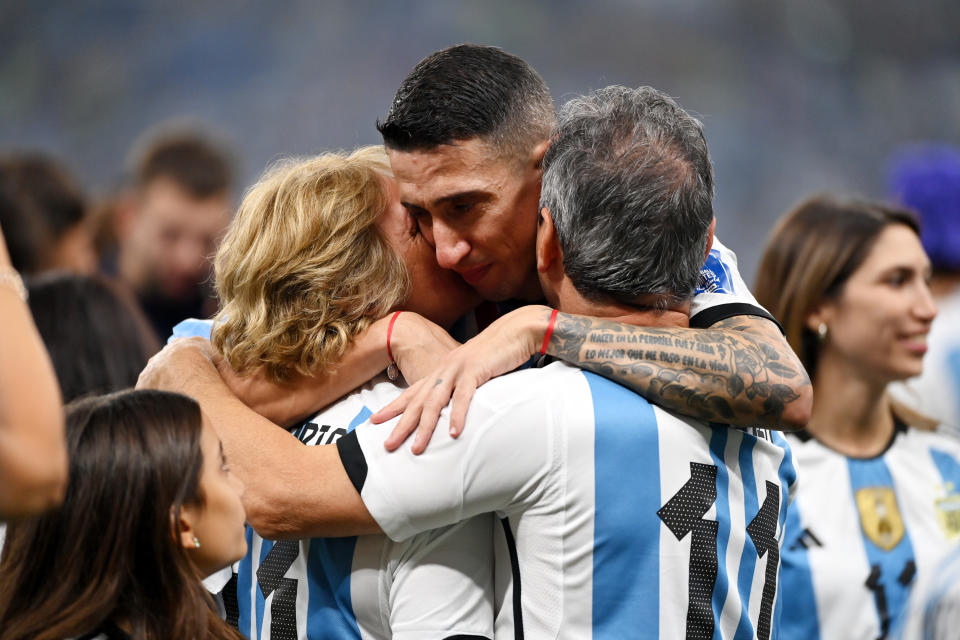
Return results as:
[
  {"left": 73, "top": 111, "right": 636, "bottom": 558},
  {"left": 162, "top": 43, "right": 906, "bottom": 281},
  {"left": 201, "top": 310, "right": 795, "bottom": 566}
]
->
[{"left": 1, "top": 43, "right": 960, "bottom": 640}]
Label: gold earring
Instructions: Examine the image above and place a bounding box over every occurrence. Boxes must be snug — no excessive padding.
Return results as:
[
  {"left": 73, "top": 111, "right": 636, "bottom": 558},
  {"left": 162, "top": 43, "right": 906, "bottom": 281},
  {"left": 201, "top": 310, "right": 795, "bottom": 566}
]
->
[
  {"left": 193, "top": 536, "right": 201, "bottom": 548},
  {"left": 817, "top": 323, "right": 828, "bottom": 341}
]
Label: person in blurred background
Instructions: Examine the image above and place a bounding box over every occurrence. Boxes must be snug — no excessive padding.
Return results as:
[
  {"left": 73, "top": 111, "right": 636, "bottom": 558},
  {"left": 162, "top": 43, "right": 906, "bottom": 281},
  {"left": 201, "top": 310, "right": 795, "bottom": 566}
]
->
[
  {"left": 0, "top": 223, "right": 67, "bottom": 519},
  {"left": 886, "top": 144, "right": 960, "bottom": 431},
  {"left": 0, "top": 152, "right": 96, "bottom": 276},
  {"left": 113, "top": 127, "right": 234, "bottom": 343},
  {"left": 755, "top": 196, "right": 960, "bottom": 640},
  {"left": 0, "top": 389, "right": 246, "bottom": 640},
  {"left": 27, "top": 272, "right": 158, "bottom": 403}
]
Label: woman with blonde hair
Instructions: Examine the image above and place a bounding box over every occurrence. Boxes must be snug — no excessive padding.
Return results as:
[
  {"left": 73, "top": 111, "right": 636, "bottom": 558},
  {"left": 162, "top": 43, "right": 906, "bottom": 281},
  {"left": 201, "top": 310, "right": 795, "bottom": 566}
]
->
[
  {"left": 161, "top": 146, "right": 493, "bottom": 639},
  {"left": 754, "top": 196, "right": 960, "bottom": 640}
]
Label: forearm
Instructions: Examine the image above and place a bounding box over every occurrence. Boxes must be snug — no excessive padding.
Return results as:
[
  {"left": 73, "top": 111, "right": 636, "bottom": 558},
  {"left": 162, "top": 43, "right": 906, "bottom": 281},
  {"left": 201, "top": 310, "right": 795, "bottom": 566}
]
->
[
  {"left": 0, "top": 286, "right": 67, "bottom": 516},
  {"left": 547, "top": 312, "right": 812, "bottom": 430},
  {"left": 230, "top": 319, "right": 391, "bottom": 426}
]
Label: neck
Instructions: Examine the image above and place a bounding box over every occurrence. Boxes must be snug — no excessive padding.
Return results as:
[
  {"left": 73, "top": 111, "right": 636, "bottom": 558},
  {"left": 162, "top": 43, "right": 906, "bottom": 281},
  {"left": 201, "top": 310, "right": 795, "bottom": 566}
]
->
[
  {"left": 553, "top": 279, "right": 689, "bottom": 329},
  {"left": 807, "top": 351, "right": 895, "bottom": 457}
]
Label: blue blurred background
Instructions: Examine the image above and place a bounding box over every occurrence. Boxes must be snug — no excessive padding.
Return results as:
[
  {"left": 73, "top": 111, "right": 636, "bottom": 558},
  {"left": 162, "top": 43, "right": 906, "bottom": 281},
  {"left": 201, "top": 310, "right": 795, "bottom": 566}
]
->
[{"left": 2, "top": 0, "right": 958, "bottom": 281}]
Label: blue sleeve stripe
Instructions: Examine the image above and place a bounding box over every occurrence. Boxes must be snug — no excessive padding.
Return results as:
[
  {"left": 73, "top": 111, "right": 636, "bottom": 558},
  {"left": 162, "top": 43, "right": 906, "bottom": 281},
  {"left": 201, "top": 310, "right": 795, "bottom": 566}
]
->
[
  {"left": 586, "top": 372, "right": 661, "bottom": 637},
  {"left": 347, "top": 407, "right": 372, "bottom": 433}
]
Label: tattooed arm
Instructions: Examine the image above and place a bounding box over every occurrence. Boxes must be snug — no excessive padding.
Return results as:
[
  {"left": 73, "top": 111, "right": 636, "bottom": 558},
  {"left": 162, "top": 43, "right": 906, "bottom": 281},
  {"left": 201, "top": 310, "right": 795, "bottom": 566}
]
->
[
  {"left": 549, "top": 311, "right": 811, "bottom": 428},
  {"left": 373, "top": 305, "right": 812, "bottom": 454}
]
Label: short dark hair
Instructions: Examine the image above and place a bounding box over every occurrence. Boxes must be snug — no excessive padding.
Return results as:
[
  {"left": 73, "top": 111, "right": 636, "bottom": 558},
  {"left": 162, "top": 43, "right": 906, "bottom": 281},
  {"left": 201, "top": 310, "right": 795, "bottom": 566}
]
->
[
  {"left": 0, "top": 153, "right": 87, "bottom": 273},
  {"left": 540, "top": 85, "right": 714, "bottom": 309},
  {"left": 27, "top": 273, "right": 159, "bottom": 402},
  {"left": 376, "top": 44, "right": 554, "bottom": 159},
  {"left": 132, "top": 129, "right": 233, "bottom": 198}
]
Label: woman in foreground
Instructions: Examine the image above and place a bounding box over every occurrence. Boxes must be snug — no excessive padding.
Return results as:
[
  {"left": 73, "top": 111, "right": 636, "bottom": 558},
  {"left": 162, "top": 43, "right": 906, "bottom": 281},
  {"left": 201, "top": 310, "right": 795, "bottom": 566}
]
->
[
  {"left": 0, "top": 389, "right": 247, "bottom": 640},
  {"left": 754, "top": 196, "right": 960, "bottom": 640}
]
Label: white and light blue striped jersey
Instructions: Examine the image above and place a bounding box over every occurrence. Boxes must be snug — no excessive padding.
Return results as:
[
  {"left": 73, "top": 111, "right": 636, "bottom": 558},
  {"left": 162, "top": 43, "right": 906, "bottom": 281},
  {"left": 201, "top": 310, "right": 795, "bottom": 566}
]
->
[
  {"left": 780, "top": 423, "right": 960, "bottom": 640},
  {"left": 897, "top": 544, "right": 960, "bottom": 640},
  {"left": 337, "top": 360, "right": 798, "bottom": 639},
  {"left": 170, "top": 319, "right": 496, "bottom": 640}
]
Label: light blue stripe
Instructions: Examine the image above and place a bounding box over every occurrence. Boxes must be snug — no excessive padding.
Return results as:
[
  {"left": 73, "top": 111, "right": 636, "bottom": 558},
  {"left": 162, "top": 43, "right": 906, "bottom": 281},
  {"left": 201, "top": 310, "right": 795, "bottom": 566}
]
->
[
  {"left": 772, "top": 432, "right": 798, "bottom": 640},
  {"left": 586, "top": 371, "right": 661, "bottom": 638},
  {"left": 255, "top": 539, "right": 273, "bottom": 636},
  {"left": 847, "top": 456, "right": 916, "bottom": 635},
  {"left": 778, "top": 506, "right": 821, "bottom": 640},
  {"left": 707, "top": 427, "right": 731, "bottom": 640},
  {"left": 169, "top": 317, "right": 213, "bottom": 342},
  {"left": 348, "top": 407, "right": 372, "bottom": 432},
  {"left": 305, "top": 537, "right": 362, "bottom": 638},
  {"left": 732, "top": 435, "right": 760, "bottom": 640},
  {"left": 929, "top": 448, "right": 960, "bottom": 488},
  {"left": 236, "top": 526, "right": 256, "bottom": 638}
]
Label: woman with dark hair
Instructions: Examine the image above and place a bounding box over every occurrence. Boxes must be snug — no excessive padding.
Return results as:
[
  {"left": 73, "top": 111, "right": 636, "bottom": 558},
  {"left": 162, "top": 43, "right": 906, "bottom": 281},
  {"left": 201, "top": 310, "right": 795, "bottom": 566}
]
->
[
  {"left": 0, "top": 389, "right": 246, "bottom": 640},
  {"left": 27, "top": 273, "right": 159, "bottom": 403},
  {"left": 754, "top": 196, "right": 960, "bottom": 640}
]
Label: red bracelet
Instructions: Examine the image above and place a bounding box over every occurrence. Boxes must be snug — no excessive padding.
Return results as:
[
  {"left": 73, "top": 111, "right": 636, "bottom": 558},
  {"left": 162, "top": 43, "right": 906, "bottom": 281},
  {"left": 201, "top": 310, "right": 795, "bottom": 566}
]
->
[
  {"left": 386, "top": 310, "right": 403, "bottom": 363},
  {"left": 540, "top": 309, "right": 558, "bottom": 356}
]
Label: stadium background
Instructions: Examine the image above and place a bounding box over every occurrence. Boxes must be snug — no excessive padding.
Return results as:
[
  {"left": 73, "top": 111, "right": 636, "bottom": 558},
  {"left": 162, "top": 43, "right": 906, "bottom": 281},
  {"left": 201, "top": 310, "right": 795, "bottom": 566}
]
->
[{"left": 1, "top": 0, "right": 958, "bottom": 281}]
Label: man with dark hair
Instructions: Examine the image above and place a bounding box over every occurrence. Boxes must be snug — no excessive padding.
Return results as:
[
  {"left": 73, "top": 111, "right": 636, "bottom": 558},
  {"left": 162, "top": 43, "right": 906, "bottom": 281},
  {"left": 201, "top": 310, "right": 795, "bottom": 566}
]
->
[
  {"left": 142, "top": 85, "right": 797, "bottom": 639},
  {"left": 0, "top": 153, "right": 96, "bottom": 276},
  {"left": 116, "top": 128, "right": 234, "bottom": 342},
  {"left": 370, "top": 44, "right": 810, "bottom": 452}
]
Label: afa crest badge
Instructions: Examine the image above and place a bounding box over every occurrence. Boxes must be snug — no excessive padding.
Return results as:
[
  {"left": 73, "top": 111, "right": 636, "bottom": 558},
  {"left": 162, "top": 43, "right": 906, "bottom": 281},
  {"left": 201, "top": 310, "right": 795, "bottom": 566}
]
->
[
  {"left": 855, "top": 487, "right": 905, "bottom": 551},
  {"left": 935, "top": 482, "right": 960, "bottom": 541}
]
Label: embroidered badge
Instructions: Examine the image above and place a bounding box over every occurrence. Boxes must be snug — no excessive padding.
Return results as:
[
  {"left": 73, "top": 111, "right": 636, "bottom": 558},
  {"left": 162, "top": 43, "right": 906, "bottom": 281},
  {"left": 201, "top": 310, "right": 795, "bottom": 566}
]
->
[
  {"left": 935, "top": 482, "right": 960, "bottom": 541},
  {"left": 856, "top": 487, "right": 905, "bottom": 551}
]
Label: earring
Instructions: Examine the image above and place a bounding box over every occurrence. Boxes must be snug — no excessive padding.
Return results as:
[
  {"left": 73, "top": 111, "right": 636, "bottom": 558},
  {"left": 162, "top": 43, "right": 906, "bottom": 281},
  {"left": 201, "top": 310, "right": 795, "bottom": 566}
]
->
[
  {"left": 193, "top": 536, "right": 201, "bottom": 548},
  {"left": 817, "top": 323, "right": 828, "bottom": 341}
]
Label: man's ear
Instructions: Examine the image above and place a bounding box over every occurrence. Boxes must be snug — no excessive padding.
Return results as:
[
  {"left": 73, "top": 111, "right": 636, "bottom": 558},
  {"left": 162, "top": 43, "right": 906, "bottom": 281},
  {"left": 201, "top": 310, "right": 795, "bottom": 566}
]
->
[
  {"left": 531, "top": 138, "right": 550, "bottom": 170},
  {"left": 536, "top": 207, "right": 561, "bottom": 273},
  {"left": 703, "top": 218, "right": 716, "bottom": 264}
]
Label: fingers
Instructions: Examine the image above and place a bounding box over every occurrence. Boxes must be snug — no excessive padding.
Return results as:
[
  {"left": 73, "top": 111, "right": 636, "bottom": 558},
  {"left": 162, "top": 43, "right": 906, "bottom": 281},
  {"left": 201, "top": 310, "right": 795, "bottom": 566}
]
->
[
  {"left": 382, "top": 381, "right": 426, "bottom": 451},
  {"left": 449, "top": 381, "right": 479, "bottom": 438},
  {"left": 410, "top": 375, "right": 456, "bottom": 454}
]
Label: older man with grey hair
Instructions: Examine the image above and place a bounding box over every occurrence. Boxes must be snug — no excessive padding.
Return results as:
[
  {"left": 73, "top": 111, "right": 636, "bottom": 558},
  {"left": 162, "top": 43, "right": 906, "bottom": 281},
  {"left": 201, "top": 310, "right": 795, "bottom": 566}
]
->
[{"left": 141, "top": 86, "right": 798, "bottom": 639}]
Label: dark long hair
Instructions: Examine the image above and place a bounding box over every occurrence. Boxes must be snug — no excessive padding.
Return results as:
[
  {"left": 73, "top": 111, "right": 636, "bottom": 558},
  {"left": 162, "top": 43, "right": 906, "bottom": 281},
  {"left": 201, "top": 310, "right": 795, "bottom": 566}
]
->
[
  {"left": 0, "top": 389, "right": 243, "bottom": 640},
  {"left": 27, "top": 273, "right": 160, "bottom": 403}
]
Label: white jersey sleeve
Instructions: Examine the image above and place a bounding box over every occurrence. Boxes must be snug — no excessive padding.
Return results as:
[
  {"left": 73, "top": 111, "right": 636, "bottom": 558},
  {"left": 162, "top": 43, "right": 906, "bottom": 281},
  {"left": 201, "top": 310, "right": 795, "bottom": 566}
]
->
[
  {"left": 690, "top": 236, "right": 780, "bottom": 330},
  {"left": 336, "top": 369, "right": 555, "bottom": 542}
]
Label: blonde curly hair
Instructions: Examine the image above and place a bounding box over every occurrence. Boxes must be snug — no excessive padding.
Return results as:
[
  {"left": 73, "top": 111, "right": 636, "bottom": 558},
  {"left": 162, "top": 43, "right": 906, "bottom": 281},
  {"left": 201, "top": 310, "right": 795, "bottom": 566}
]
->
[{"left": 211, "top": 146, "right": 410, "bottom": 383}]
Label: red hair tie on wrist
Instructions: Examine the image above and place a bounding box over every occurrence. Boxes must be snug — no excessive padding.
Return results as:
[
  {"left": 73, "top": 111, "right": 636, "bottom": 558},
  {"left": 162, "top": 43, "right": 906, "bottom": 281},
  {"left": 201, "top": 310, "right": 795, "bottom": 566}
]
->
[{"left": 540, "top": 309, "right": 558, "bottom": 356}]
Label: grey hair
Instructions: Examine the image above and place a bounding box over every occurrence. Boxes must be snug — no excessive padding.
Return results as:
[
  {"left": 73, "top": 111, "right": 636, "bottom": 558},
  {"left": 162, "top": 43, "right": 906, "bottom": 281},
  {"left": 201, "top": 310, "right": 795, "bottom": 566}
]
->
[{"left": 540, "top": 85, "right": 714, "bottom": 309}]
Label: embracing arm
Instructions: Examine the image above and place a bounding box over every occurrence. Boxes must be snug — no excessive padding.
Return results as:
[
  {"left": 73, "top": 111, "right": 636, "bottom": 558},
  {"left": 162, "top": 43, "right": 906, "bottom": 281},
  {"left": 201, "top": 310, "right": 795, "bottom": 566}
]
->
[
  {"left": 547, "top": 310, "right": 812, "bottom": 429},
  {"left": 137, "top": 339, "right": 380, "bottom": 539},
  {"left": 222, "top": 313, "right": 459, "bottom": 427},
  {"left": 376, "top": 305, "right": 811, "bottom": 453}
]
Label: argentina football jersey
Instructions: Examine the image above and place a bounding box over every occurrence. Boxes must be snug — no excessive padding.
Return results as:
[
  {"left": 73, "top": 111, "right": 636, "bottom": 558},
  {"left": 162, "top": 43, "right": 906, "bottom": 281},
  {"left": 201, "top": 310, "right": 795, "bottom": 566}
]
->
[
  {"left": 338, "top": 360, "right": 797, "bottom": 639},
  {"left": 780, "top": 423, "right": 960, "bottom": 640}
]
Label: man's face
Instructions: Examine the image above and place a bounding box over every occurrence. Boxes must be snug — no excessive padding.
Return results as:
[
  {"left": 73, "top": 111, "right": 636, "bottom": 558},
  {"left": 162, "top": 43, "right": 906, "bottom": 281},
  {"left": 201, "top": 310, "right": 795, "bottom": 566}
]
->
[
  {"left": 127, "top": 177, "right": 230, "bottom": 300},
  {"left": 387, "top": 138, "right": 544, "bottom": 302}
]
